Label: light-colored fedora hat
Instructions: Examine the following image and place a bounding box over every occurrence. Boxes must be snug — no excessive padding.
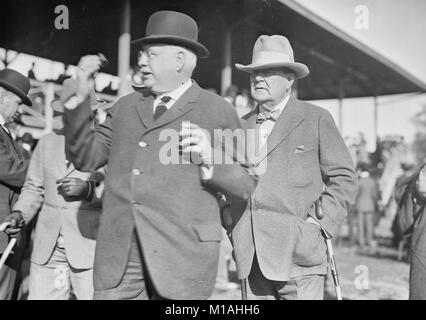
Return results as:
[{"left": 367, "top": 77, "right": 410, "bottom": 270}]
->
[
  {"left": 235, "top": 35, "right": 309, "bottom": 79},
  {"left": 51, "top": 79, "right": 110, "bottom": 113}
]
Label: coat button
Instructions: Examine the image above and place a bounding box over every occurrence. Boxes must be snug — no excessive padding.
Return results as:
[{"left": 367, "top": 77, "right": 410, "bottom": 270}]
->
[
  {"left": 132, "top": 169, "right": 141, "bottom": 176},
  {"left": 139, "top": 141, "right": 148, "bottom": 148}
]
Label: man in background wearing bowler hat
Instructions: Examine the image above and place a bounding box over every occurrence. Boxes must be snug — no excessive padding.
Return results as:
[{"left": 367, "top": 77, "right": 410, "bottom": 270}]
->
[
  {"left": 3, "top": 79, "right": 106, "bottom": 299},
  {"left": 0, "top": 68, "right": 32, "bottom": 299},
  {"left": 227, "top": 35, "right": 358, "bottom": 299},
  {"left": 63, "top": 10, "right": 257, "bottom": 299}
]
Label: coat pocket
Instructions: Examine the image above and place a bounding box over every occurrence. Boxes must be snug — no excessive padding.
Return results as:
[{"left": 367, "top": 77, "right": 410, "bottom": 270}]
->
[
  {"left": 193, "top": 224, "right": 223, "bottom": 242},
  {"left": 288, "top": 148, "right": 317, "bottom": 188},
  {"left": 293, "top": 219, "right": 327, "bottom": 267}
]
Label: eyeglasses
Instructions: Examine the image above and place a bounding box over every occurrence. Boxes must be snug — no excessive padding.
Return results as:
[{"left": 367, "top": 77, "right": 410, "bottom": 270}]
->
[{"left": 138, "top": 50, "right": 157, "bottom": 61}]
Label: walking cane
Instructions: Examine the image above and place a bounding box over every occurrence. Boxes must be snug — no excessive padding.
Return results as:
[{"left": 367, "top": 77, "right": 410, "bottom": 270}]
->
[
  {"left": 315, "top": 200, "right": 343, "bottom": 300},
  {"left": 241, "top": 278, "right": 248, "bottom": 300},
  {"left": 0, "top": 222, "right": 17, "bottom": 272}
]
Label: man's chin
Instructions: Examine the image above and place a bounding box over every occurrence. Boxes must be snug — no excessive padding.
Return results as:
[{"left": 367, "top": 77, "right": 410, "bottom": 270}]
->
[{"left": 251, "top": 95, "right": 270, "bottom": 104}]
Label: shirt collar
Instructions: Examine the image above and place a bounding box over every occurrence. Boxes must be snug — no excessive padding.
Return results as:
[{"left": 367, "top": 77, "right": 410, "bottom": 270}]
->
[
  {"left": 0, "top": 113, "right": 6, "bottom": 127},
  {"left": 154, "top": 79, "right": 193, "bottom": 109},
  {"left": 259, "top": 94, "right": 291, "bottom": 119}
]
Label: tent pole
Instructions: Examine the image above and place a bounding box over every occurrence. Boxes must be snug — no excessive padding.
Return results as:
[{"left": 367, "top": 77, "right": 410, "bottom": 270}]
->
[
  {"left": 373, "top": 95, "right": 378, "bottom": 151},
  {"left": 221, "top": 27, "right": 232, "bottom": 96},
  {"left": 118, "top": 0, "right": 131, "bottom": 96},
  {"left": 338, "top": 79, "right": 345, "bottom": 133}
]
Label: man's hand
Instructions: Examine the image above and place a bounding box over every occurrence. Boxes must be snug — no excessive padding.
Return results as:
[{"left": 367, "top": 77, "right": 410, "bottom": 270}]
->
[
  {"left": 179, "top": 121, "right": 212, "bottom": 165},
  {"left": 1, "top": 211, "right": 25, "bottom": 238},
  {"left": 73, "top": 55, "right": 103, "bottom": 107},
  {"left": 57, "top": 177, "right": 90, "bottom": 201}
]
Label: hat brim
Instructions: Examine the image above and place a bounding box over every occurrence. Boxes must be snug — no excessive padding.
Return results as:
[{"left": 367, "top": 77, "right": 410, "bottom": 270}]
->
[
  {"left": 235, "top": 62, "right": 310, "bottom": 79},
  {"left": 132, "top": 35, "right": 209, "bottom": 58},
  {"left": 0, "top": 80, "right": 32, "bottom": 106}
]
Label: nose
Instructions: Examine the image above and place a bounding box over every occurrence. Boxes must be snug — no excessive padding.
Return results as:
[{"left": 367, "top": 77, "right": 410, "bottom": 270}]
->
[
  {"left": 138, "top": 52, "right": 148, "bottom": 67},
  {"left": 252, "top": 74, "right": 265, "bottom": 85}
]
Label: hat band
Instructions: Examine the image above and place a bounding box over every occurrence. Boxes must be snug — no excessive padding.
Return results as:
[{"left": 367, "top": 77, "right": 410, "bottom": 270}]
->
[{"left": 251, "top": 51, "right": 293, "bottom": 65}]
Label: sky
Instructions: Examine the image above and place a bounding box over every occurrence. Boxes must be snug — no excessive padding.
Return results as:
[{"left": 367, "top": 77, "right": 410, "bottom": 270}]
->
[
  {"left": 290, "top": 0, "right": 426, "bottom": 87},
  {"left": 287, "top": 0, "right": 426, "bottom": 150}
]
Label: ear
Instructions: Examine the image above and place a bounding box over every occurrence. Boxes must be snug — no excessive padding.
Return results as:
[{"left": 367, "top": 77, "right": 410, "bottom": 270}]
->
[
  {"left": 286, "top": 74, "right": 295, "bottom": 90},
  {"left": 176, "top": 51, "right": 185, "bottom": 72}
]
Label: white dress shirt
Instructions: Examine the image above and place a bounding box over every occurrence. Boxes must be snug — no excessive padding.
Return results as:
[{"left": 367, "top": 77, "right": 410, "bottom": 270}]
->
[
  {"left": 154, "top": 79, "right": 215, "bottom": 180},
  {"left": 258, "top": 94, "right": 291, "bottom": 148},
  {"left": 153, "top": 79, "right": 193, "bottom": 113},
  {"left": 0, "top": 113, "right": 12, "bottom": 136}
]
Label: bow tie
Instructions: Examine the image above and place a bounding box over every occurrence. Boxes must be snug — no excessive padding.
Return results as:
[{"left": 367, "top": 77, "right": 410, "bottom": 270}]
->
[{"left": 256, "top": 110, "right": 279, "bottom": 124}]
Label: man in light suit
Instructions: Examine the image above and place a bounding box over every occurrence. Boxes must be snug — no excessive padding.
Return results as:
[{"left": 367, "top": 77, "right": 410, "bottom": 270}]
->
[
  {"left": 0, "top": 69, "right": 32, "bottom": 300},
  {"left": 3, "top": 79, "right": 105, "bottom": 299},
  {"left": 229, "top": 35, "right": 358, "bottom": 300},
  {"left": 62, "top": 11, "right": 257, "bottom": 300}
]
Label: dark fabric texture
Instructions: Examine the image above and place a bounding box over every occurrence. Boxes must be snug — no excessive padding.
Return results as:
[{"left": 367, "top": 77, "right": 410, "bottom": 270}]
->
[{"left": 64, "top": 83, "right": 257, "bottom": 299}]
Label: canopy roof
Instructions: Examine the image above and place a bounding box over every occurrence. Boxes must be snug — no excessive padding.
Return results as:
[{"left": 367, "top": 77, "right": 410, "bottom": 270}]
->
[{"left": 1, "top": 0, "right": 424, "bottom": 100}]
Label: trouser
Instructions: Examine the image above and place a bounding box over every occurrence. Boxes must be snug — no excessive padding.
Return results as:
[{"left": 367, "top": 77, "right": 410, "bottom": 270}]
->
[
  {"left": 0, "top": 264, "right": 17, "bottom": 300},
  {"left": 0, "top": 233, "right": 27, "bottom": 300},
  {"left": 28, "top": 234, "right": 93, "bottom": 300},
  {"left": 347, "top": 210, "right": 358, "bottom": 245},
  {"left": 93, "top": 231, "right": 164, "bottom": 300},
  {"left": 357, "top": 210, "right": 374, "bottom": 247},
  {"left": 215, "top": 229, "right": 233, "bottom": 287},
  {"left": 246, "top": 255, "right": 325, "bottom": 300}
]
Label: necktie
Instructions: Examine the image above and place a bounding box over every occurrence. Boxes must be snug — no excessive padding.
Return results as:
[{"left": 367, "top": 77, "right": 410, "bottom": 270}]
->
[
  {"left": 153, "top": 96, "right": 172, "bottom": 121},
  {"left": 256, "top": 109, "right": 279, "bottom": 124}
]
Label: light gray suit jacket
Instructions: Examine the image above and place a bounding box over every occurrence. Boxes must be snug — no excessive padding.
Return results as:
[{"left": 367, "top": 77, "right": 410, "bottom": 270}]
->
[
  {"left": 230, "top": 96, "right": 358, "bottom": 281},
  {"left": 13, "top": 131, "right": 103, "bottom": 269}
]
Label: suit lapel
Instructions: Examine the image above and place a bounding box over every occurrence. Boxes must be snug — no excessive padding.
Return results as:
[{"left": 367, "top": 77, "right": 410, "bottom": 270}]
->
[
  {"left": 1, "top": 125, "right": 22, "bottom": 158},
  {"left": 242, "top": 106, "right": 260, "bottom": 165},
  {"left": 148, "top": 83, "right": 200, "bottom": 133},
  {"left": 135, "top": 90, "right": 155, "bottom": 129},
  {"left": 135, "top": 83, "right": 200, "bottom": 134},
  {"left": 257, "top": 96, "right": 305, "bottom": 165}
]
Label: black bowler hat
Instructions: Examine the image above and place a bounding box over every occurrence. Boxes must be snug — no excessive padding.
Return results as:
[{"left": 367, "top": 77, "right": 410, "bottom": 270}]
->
[
  {"left": 132, "top": 10, "right": 209, "bottom": 58},
  {"left": 0, "top": 69, "right": 32, "bottom": 106}
]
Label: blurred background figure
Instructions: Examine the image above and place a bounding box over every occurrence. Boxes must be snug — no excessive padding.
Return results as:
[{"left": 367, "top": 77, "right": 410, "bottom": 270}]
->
[
  {"left": 223, "top": 84, "right": 238, "bottom": 105},
  {"left": 395, "top": 164, "right": 426, "bottom": 299},
  {"left": 27, "top": 62, "right": 36, "bottom": 80},
  {"left": 234, "top": 88, "right": 253, "bottom": 118},
  {"left": 55, "top": 64, "right": 71, "bottom": 84},
  {"left": 16, "top": 132, "right": 35, "bottom": 159},
  {"left": 355, "top": 162, "right": 381, "bottom": 250},
  {"left": 100, "top": 80, "right": 118, "bottom": 95}
]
